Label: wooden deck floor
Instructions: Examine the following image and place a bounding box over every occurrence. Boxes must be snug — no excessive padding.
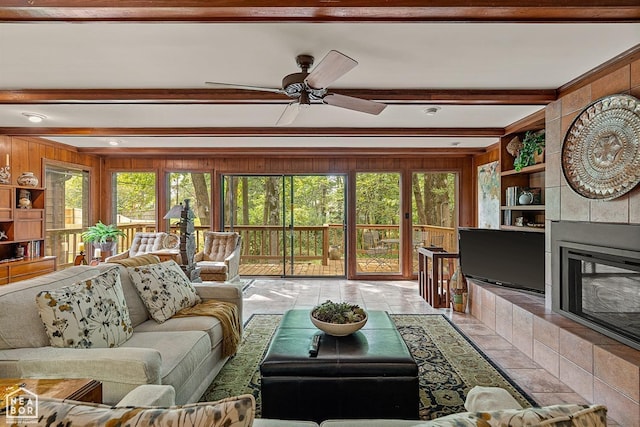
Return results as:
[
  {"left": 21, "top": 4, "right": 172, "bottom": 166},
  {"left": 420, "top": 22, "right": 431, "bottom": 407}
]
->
[{"left": 238, "top": 257, "right": 419, "bottom": 276}]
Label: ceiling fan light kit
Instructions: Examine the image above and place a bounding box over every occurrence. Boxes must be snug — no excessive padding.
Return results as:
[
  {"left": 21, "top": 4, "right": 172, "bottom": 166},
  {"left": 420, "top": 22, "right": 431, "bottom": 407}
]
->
[
  {"left": 207, "top": 50, "right": 386, "bottom": 125},
  {"left": 22, "top": 112, "right": 47, "bottom": 123}
]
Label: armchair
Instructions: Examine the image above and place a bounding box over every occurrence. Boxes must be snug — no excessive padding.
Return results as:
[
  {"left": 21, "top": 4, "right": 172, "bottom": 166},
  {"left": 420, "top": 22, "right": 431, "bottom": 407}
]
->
[
  {"left": 104, "top": 232, "right": 170, "bottom": 263},
  {"left": 195, "top": 231, "right": 242, "bottom": 282}
]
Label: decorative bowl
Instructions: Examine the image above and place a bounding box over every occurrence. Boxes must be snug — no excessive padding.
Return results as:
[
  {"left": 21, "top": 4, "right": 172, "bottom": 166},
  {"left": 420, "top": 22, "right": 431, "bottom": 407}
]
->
[{"left": 310, "top": 312, "right": 368, "bottom": 337}]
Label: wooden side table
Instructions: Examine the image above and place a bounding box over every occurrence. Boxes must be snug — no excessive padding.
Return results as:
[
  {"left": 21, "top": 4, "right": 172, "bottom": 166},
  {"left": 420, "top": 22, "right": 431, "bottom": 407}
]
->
[
  {"left": 0, "top": 378, "right": 102, "bottom": 404},
  {"left": 417, "top": 247, "right": 458, "bottom": 309}
]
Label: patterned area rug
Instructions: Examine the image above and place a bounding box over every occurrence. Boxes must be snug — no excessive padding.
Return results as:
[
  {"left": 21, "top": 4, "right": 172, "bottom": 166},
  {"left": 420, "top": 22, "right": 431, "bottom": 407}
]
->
[{"left": 201, "top": 313, "right": 535, "bottom": 420}]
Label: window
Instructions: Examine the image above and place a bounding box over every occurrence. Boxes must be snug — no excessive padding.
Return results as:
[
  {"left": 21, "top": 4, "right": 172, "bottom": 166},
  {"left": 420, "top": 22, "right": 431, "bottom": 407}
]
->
[
  {"left": 167, "top": 171, "right": 211, "bottom": 249},
  {"left": 44, "top": 164, "right": 90, "bottom": 267},
  {"left": 411, "top": 172, "right": 458, "bottom": 273},
  {"left": 113, "top": 172, "right": 157, "bottom": 252}
]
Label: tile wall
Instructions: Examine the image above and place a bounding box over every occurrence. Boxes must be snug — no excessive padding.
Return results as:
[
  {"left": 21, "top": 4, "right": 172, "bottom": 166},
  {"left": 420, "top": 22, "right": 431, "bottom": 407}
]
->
[{"left": 468, "top": 281, "right": 639, "bottom": 427}]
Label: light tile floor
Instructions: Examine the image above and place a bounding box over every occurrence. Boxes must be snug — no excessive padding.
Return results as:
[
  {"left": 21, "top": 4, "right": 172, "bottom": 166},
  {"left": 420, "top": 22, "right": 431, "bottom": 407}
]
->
[{"left": 242, "top": 278, "right": 619, "bottom": 425}]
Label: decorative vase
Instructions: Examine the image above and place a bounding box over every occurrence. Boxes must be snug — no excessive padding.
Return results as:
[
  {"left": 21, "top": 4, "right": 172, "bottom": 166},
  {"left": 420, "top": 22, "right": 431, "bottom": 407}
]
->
[
  {"left": 450, "top": 260, "right": 468, "bottom": 313},
  {"left": 0, "top": 166, "right": 10, "bottom": 185},
  {"left": 18, "top": 189, "right": 32, "bottom": 209},
  {"left": 17, "top": 172, "right": 39, "bottom": 187},
  {"left": 452, "top": 291, "right": 468, "bottom": 313},
  {"left": 518, "top": 191, "right": 534, "bottom": 205}
]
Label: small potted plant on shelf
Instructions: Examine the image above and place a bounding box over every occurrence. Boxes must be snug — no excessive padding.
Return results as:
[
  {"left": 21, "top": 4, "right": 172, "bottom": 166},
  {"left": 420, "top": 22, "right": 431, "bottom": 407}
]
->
[
  {"left": 310, "top": 300, "right": 368, "bottom": 336},
  {"left": 513, "top": 130, "right": 545, "bottom": 172},
  {"left": 81, "top": 221, "right": 126, "bottom": 256}
]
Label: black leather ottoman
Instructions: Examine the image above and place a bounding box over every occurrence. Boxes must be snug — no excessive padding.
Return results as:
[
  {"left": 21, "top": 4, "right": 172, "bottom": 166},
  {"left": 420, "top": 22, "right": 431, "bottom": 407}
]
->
[{"left": 260, "top": 309, "right": 419, "bottom": 423}]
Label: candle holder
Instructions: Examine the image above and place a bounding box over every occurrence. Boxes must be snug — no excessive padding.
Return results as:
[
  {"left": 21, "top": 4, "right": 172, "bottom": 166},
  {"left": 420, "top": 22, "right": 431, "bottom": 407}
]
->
[
  {"left": 0, "top": 166, "right": 10, "bottom": 185},
  {"left": 89, "top": 257, "right": 101, "bottom": 266}
]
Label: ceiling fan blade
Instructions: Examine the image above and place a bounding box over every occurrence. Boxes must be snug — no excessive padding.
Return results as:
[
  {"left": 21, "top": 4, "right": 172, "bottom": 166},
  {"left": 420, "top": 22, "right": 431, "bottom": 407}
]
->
[
  {"left": 323, "top": 93, "right": 387, "bottom": 115},
  {"left": 205, "top": 81, "right": 284, "bottom": 94},
  {"left": 276, "top": 102, "right": 300, "bottom": 126},
  {"left": 305, "top": 50, "right": 358, "bottom": 89}
]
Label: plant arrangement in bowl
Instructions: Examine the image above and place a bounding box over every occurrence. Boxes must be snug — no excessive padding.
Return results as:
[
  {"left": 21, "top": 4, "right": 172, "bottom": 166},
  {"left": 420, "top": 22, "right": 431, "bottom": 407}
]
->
[{"left": 310, "top": 300, "right": 368, "bottom": 336}]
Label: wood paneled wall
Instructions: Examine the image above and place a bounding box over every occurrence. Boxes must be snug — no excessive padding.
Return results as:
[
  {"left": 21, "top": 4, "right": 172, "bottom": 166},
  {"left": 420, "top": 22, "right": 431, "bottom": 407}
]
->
[
  {"left": 103, "top": 153, "right": 479, "bottom": 233},
  {"left": 0, "top": 138, "right": 485, "bottom": 233},
  {"left": 104, "top": 152, "right": 481, "bottom": 279},
  {"left": 0, "top": 138, "right": 490, "bottom": 278},
  {"left": 0, "top": 136, "right": 102, "bottom": 225}
]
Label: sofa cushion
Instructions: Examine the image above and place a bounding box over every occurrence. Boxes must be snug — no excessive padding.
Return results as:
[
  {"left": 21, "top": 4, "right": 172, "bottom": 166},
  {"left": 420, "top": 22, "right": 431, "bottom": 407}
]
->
[
  {"left": 122, "top": 330, "right": 211, "bottom": 389},
  {"left": 127, "top": 260, "right": 201, "bottom": 323},
  {"left": 35, "top": 266, "right": 133, "bottom": 348},
  {"left": 135, "top": 315, "right": 224, "bottom": 351},
  {"left": 17, "top": 394, "right": 255, "bottom": 427},
  {"left": 406, "top": 404, "right": 607, "bottom": 427},
  {"left": 197, "top": 260, "right": 228, "bottom": 274},
  {"left": 0, "top": 266, "right": 100, "bottom": 349}
]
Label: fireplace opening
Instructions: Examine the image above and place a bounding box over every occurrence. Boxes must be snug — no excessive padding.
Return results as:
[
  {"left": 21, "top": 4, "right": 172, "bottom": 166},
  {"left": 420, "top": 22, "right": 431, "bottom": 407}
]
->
[
  {"left": 552, "top": 221, "right": 640, "bottom": 351},
  {"left": 561, "top": 244, "right": 640, "bottom": 348}
]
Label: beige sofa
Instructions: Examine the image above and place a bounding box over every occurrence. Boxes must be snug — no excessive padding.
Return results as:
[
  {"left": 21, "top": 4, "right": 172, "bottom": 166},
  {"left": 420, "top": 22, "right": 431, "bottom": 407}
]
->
[
  {"left": 0, "top": 263, "right": 242, "bottom": 405},
  {"left": 32, "top": 385, "right": 605, "bottom": 427}
]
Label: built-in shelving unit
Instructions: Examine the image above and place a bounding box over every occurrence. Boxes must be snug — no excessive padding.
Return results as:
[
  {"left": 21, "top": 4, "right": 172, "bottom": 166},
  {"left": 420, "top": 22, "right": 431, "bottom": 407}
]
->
[
  {"left": 500, "top": 113, "right": 546, "bottom": 232},
  {"left": 0, "top": 183, "right": 56, "bottom": 284}
]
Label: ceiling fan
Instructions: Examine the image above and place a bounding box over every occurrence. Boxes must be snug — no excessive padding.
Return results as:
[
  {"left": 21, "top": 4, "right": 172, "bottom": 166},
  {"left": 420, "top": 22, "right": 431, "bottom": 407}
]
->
[{"left": 206, "top": 50, "right": 387, "bottom": 126}]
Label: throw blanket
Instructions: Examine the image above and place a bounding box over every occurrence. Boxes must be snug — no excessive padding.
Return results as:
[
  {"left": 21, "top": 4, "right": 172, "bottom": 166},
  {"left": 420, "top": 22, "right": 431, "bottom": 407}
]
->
[
  {"left": 174, "top": 300, "right": 241, "bottom": 358},
  {"left": 109, "top": 254, "right": 161, "bottom": 267}
]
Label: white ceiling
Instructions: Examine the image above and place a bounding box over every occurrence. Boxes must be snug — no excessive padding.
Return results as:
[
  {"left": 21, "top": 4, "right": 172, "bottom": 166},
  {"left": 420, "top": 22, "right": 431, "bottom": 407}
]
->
[{"left": 1, "top": 22, "right": 639, "bottom": 149}]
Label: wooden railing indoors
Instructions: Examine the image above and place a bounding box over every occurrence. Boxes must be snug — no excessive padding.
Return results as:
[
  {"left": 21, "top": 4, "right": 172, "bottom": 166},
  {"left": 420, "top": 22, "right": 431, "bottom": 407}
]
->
[{"left": 47, "top": 223, "right": 456, "bottom": 271}]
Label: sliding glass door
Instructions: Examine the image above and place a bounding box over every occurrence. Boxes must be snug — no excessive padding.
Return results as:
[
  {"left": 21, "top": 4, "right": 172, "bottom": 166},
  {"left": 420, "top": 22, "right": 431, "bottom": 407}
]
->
[
  {"left": 355, "top": 172, "right": 401, "bottom": 274},
  {"left": 222, "top": 174, "right": 346, "bottom": 277},
  {"left": 411, "top": 172, "right": 458, "bottom": 273}
]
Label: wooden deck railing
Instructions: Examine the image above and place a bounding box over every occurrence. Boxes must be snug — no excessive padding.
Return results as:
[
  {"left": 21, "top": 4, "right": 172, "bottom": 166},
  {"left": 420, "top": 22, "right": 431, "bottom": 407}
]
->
[{"left": 46, "top": 223, "right": 455, "bottom": 270}]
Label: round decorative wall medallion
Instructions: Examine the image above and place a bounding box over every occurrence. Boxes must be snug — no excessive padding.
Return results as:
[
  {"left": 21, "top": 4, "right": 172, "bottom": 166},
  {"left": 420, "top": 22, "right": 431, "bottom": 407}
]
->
[{"left": 562, "top": 94, "right": 640, "bottom": 200}]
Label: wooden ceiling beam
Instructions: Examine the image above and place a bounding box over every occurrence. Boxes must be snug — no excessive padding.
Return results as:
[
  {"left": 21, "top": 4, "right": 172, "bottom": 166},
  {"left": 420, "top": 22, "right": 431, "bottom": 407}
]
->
[
  {"left": 0, "top": 2, "right": 638, "bottom": 23},
  {"left": 77, "top": 146, "right": 487, "bottom": 157},
  {"left": 0, "top": 126, "right": 504, "bottom": 137},
  {"left": 0, "top": 89, "right": 556, "bottom": 105}
]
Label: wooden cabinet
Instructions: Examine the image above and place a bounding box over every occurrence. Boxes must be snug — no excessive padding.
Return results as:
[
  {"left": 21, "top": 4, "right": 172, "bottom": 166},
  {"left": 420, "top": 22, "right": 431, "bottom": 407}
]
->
[
  {"left": 0, "top": 183, "right": 55, "bottom": 283},
  {"left": 0, "top": 256, "right": 57, "bottom": 283},
  {"left": 500, "top": 114, "right": 546, "bottom": 233}
]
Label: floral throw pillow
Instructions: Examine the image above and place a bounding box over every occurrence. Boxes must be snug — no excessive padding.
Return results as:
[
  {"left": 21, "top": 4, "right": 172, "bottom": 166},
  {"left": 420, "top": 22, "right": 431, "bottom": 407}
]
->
[
  {"left": 35, "top": 267, "right": 133, "bottom": 348},
  {"left": 411, "top": 404, "right": 608, "bottom": 427},
  {"left": 127, "top": 260, "right": 201, "bottom": 323},
  {"left": 10, "top": 394, "right": 255, "bottom": 427}
]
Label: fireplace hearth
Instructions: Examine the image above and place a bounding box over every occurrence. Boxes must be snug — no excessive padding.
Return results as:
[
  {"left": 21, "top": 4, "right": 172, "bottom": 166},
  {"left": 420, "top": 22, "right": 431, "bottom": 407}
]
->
[{"left": 552, "top": 221, "right": 640, "bottom": 351}]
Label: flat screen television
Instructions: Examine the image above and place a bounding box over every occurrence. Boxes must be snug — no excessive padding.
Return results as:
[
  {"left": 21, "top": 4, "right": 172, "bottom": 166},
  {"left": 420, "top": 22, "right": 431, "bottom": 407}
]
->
[{"left": 458, "top": 227, "right": 545, "bottom": 294}]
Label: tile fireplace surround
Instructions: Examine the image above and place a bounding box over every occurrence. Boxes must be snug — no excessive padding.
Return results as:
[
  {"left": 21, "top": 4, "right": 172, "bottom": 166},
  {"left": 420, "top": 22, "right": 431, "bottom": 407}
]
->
[{"left": 468, "top": 280, "right": 640, "bottom": 427}]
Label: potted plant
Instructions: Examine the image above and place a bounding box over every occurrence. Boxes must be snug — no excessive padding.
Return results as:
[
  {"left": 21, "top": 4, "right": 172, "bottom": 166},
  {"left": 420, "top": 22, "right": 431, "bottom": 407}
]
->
[
  {"left": 513, "top": 130, "right": 545, "bottom": 172},
  {"left": 81, "top": 221, "right": 126, "bottom": 254},
  {"left": 310, "top": 300, "right": 368, "bottom": 336}
]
